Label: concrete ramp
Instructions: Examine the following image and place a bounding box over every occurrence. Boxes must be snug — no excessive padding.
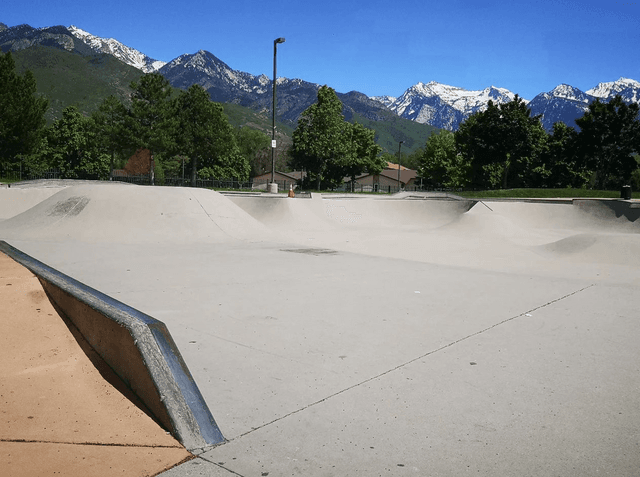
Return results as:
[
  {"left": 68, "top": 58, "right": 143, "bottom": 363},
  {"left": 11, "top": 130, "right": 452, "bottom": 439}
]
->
[
  {"left": 535, "top": 232, "right": 640, "bottom": 266},
  {"left": 430, "top": 199, "right": 640, "bottom": 268},
  {"left": 229, "top": 194, "right": 476, "bottom": 232},
  {"left": 0, "top": 186, "right": 66, "bottom": 220},
  {"left": 0, "top": 184, "right": 275, "bottom": 244},
  {"left": 471, "top": 199, "right": 640, "bottom": 234}
]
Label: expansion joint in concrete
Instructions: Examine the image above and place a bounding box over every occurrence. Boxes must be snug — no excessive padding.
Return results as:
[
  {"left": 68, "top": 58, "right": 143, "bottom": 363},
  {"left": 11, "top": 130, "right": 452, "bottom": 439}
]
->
[{"left": 229, "top": 283, "right": 596, "bottom": 442}]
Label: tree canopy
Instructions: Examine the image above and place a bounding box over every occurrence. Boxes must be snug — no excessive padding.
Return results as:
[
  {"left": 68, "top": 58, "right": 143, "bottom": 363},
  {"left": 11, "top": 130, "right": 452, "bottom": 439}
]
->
[
  {"left": 291, "top": 85, "right": 382, "bottom": 189},
  {"left": 455, "top": 96, "right": 547, "bottom": 189},
  {"left": 574, "top": 95, "right": 640, "bottom": 189},
  {"left": 126, "top": 73, "right": 176, "bottom": 158},
  {"left": 173, "top": 84, "right": 249, "bottom": 184},
  {"left": 39, "top": 105, "right": 109, "bottom": 179},
  {"left": 0, "top": 52, "right": 48, "bottom": 165},
  {"left": 419, "top": 130, "right": 469, "bottom": 189},
  {"left": 414, "top": 94, "right": 640, "bottom": 191}
]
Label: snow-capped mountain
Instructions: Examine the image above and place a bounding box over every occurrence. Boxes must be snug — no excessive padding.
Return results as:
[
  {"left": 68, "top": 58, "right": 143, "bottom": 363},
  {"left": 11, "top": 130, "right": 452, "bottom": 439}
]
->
[
  {"left": 0, "top": 23, "right": 92, "bottom": 54},
  {"left": 0, "top": 23, "right": 165, "bottom": 72},
  {"left": 527, "top": 79, "right": 640, "bottom": 131},
  {"left": 527, "top": 84, "right": 592, "bottom": 131},
  {"left": 68, "top": 25, "right": 165, "bottom": 73},
  {"left": 159, "top": 50, "right": 269, "bottom": 99},
  {"left": 377, "top": 82, "right": 522, "bottom": 131},
  {"left": 3, "top": 22, "right": 639, "bottom": 133},
  {"left": 587, "top": 77, "right": 640, "bottom": 103},
  {"left": 159, "top": 50, "right": 392, "bottom": 124},
  {"left": 370, "top": 95, "right": 397, "bottom": 109}
]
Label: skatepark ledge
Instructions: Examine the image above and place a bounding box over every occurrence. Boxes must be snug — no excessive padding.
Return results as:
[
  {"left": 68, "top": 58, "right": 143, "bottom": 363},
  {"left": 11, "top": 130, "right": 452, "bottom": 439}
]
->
[{"left": 0, "top": 240, "right": 224, "bottom": 452}]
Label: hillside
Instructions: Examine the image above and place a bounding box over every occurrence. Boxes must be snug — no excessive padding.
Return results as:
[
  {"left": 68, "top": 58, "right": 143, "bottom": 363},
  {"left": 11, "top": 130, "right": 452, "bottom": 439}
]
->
[
  {"left": 8, "top": 45, "right": 435, "bottom": 155},
  {"left": 11, "top": 46, "right": 143, "bottom": 122},
  {"left": 351, "top": 111, "right": 439, "bottom": 154}
]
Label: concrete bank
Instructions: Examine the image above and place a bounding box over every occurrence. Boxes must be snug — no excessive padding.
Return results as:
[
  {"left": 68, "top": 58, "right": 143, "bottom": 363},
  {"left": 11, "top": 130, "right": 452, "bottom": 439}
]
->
[
  {"left": 0, "top": 250, "right": 193, "bottom": 476},
  {"left": 0, "top": 241, "right": 224, "bottom": 452}
]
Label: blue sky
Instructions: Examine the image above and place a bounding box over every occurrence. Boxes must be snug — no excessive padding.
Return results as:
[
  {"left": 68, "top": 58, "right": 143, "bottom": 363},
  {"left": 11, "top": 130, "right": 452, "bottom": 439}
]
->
[{"left": 4, "top": 0, "right": 639, "bottom": 100}]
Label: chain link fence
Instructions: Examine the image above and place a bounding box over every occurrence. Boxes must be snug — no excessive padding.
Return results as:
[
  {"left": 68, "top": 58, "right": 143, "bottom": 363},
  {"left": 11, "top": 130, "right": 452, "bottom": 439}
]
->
[
  {"left": 1, "top": 163, "right": 62, "bottom": 182},
  {"left": 3, "top": 164, "right": 453, "bottom": 195}
]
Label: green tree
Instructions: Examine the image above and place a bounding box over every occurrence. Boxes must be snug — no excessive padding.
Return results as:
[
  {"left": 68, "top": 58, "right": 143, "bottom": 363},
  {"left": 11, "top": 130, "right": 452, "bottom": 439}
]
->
[
  {"left": 0, "top": 52, "right": 48, "bottom": 169},
  {"left": 90, "top": 96, "right": 128, "bottom": 180},
  {"left": 419, "top": 130, "right": 470, "bottom": 188},
  {"left": 574, "top": 95, "right": 640, "bottom": 189},
  {"left": 234, "top": 126, "right": 271, "bottom": 177},
  {"left": 291, "top": 86, "right": 350, "bottom": 189},
  {"left": 402, "top": 147, "right": 424, "bottom": 171},
  {"left": 173, "top": 84, "right": 249, "bottom": 185},
  {"left": 292, "top": 86, "right": 383, "bottom": 190},
  {"left": 456, "top": 96, "right": 547, "bottom": 189},
  {"left": 46, "top": 106, "right": 109, "bottom": 179},
  {"left": 126, "top": 73, "right": 176, "bottom": 160},
  {"left": 539, "top": 122, "right": 588, "bottom": 188},
  {"left": 334, "top": 122, "right": 384, "bottom": 189}
]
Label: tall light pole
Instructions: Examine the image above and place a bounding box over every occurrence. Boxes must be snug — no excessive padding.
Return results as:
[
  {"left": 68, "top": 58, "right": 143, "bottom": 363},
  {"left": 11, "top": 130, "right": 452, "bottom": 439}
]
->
[
  {"left": 397, "top": 140, "right": 404, "bottom": 192},
  {"left": 270, "top": 37, "right": 285, "bottom": 193}
]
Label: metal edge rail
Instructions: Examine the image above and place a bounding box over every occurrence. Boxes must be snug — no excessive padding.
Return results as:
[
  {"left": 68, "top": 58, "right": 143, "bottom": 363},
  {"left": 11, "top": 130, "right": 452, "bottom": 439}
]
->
[{"left": 0, "top": 240, "right": 224, "bottom": 452}]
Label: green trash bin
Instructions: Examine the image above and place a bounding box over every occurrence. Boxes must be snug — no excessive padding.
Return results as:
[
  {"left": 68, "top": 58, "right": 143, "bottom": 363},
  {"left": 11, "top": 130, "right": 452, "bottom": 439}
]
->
[{"left": 621, "top": 185, "right": 632, "bottom": 200}]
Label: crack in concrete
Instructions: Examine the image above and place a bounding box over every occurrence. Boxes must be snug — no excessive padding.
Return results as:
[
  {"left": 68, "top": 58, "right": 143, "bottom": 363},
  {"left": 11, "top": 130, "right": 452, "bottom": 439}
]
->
[
  {"left": 196, "top": 455, "right": 248, "bottom": 476},
  {"left": 229, "top": 283, "right": 596, "bottom": 442},
  {"left": 190, "top": 191, "right": 232, "bottom": 238},
  {"left": 0, "top": 438, "right": 182, "bottom": 448}
]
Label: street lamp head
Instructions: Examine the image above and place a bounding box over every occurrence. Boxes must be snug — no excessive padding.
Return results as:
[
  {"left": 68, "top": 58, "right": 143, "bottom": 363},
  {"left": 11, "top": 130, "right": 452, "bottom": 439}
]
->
[{"left": 275, "top": 37, "right": 286, "bottom": 44}]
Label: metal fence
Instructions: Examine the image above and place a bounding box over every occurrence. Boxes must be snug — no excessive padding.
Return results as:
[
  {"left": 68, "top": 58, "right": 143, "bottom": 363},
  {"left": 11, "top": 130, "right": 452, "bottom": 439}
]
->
[
  {"left": 112, "top": 174, "right": 274, "bottom": 190},
  {"left": 335, "top": 183, "right": 437, "bottom": 194},
  {"left": 250, "top": 179, "right": 299, "bottom": 192},
  {"left": 2, "top": 165, "right": 458, "bottom": 196},
  {"left": 1, "top": 163, "right": 62, "bottom": 182}
]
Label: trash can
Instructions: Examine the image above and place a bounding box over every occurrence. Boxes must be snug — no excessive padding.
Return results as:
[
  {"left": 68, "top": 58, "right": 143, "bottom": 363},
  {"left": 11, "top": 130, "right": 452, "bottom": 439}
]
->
[{"left": 621, "top": 185, "right": 632, "bottom": 200}]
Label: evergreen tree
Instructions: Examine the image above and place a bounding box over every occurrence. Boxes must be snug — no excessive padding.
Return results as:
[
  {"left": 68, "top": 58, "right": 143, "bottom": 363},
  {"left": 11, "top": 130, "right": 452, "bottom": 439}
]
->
[
  {"left": 456, "top": 96, "right": 547, "bottom": 189},
  {"left": 126, "top": 73, "right": 176, "bottom": 159},
  {"left": 90, "top": 96, "right": 128, "bottom": 180},
  {"left": 539, "top": 122, "right": 587, "bottom": 188},
  {"left": 574, "top": 95, "right": 640, "bottom": 189},
  {"left": 0, "top": 52, "right": 48, "bottom": 168},
  {"left": 46, "top": 106, "right": 109, "bottom": 179},
  {"left": 173, "top": 84, "right": 249, "bottom": 185}
]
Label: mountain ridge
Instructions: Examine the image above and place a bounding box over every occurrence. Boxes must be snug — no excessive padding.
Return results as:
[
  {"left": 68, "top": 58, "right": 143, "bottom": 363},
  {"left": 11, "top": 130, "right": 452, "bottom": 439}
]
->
[{"left": 2, "top": 21, "right": 639, "bottom": 134}]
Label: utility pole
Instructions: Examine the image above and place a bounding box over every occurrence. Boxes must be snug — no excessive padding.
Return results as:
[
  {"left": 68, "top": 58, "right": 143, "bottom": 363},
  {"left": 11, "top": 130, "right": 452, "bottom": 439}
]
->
[
  {"left": 270, "top": 37, "right": 286, "bottom": 193},
  {"left": 397, "top": 141, "right": 404, "bottom": 192}
]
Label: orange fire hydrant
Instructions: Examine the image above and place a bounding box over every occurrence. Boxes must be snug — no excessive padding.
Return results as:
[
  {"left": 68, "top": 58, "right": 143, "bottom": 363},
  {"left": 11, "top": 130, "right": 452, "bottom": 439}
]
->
[{"left": 288, "top": 184, "right": 295, "bottom": 198}]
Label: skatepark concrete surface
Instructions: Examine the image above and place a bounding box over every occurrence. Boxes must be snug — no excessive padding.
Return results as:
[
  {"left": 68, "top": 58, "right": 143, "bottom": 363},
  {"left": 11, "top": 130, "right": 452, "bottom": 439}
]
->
[{"left": 1, "top": 180, "right": 639, "bottom": 476}]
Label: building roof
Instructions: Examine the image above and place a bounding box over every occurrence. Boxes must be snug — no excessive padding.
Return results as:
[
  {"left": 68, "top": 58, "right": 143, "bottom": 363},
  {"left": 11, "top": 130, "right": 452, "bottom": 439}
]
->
[
  {"left": 385, "top": 162, "right": 411, "bottom": 171},
  {"left": 348, "top": 168, "right": 417, "bottom": 185}
]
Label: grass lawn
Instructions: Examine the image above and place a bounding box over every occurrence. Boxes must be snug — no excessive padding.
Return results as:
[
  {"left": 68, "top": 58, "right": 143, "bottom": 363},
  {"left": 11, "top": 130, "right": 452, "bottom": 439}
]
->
[{"left": 455, "top": 188, "right": 639, "bottom": 199}]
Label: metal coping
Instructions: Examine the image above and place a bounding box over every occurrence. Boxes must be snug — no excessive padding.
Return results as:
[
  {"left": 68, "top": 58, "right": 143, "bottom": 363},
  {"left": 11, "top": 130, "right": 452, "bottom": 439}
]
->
[{"left": 0, "top": 240, "right": 224, "bottom": 451}]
